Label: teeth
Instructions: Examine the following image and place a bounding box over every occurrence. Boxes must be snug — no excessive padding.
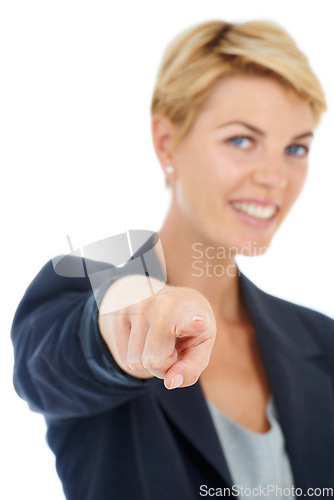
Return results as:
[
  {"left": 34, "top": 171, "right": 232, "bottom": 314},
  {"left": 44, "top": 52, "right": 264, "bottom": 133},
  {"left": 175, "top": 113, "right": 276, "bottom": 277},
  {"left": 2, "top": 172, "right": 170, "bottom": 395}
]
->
[{"left": 232, "top": 202, "right": 277, "bottom": 219}]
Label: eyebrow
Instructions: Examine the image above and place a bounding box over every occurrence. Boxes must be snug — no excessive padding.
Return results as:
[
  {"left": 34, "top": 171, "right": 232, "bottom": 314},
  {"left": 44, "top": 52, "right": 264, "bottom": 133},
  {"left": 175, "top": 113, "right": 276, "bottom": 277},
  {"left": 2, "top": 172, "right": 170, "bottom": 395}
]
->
[{"left": 216, "top": 120, "right": 314, "bottom": 140}]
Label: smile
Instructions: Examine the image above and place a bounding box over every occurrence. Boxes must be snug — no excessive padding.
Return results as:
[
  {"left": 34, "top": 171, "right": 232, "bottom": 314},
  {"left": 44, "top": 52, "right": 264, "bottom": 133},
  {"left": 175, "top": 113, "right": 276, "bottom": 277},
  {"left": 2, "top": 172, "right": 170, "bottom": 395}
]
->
[
  {"left": 231, "top": 201, "right": 278, "bottom": 227},
  {"left": 230, "top": 202, "right": 278, "bottom": 220}
]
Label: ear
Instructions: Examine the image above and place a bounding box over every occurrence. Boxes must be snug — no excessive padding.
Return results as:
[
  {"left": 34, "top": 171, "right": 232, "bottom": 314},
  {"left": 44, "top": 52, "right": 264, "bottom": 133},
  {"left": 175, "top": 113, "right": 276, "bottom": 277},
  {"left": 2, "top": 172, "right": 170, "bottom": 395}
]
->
[{"left": 151, "top": 115, "right": 178, "bottom": 175}]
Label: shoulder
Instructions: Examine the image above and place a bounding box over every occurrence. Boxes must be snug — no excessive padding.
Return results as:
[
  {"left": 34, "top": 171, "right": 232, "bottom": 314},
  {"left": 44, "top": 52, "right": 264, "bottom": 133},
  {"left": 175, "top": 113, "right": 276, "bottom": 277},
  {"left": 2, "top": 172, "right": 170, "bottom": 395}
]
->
[
  {"left": 263, "top": 283, "right": 332, "bottom": 322},
  {"left": 21, "top": 255, "right": 95, "bottom": 300},
  {"left": 13, "top": 255, "right": 112, "bottom": 324},
  {"left": 265, "top": 285, "right": 333, "bottom": 327}
]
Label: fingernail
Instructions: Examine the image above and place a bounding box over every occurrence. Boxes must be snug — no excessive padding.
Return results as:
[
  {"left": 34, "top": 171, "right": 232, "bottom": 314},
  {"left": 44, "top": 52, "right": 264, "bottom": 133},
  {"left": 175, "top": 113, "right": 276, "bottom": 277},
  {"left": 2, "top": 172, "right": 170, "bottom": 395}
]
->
[
  {"left": 190, "top": 316, "right": 208, "bottom": 327},
  {"left": 169, "top": 373, "right": 183, "bottom": 389},
  {"left": 191, "top": 316, "right": 205, "bottom": 322}
]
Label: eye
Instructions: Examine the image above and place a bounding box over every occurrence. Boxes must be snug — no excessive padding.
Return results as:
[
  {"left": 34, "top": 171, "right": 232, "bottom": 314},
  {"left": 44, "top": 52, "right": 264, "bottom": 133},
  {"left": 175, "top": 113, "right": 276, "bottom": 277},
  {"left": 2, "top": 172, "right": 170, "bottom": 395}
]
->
[
  {"left": 228, "top": 136, "right": 253, "bottom": 149},
  {"left": 286, "top": 144, "right": 309, "bottom": 157}
]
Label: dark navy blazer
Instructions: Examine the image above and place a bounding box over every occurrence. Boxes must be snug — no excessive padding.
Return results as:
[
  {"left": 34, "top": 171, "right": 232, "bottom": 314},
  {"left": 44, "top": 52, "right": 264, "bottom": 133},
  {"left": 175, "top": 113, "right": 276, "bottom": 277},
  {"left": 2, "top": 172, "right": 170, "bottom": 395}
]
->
[{"left": 11, "top": 239, "right": 334, "bottom": 499}]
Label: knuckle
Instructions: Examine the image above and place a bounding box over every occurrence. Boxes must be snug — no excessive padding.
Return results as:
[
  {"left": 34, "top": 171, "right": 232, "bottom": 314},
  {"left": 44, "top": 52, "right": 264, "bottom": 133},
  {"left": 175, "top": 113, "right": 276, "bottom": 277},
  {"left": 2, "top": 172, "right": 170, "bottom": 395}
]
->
[
  {"left": 127, "top": 359, "right": 143, "bottom": 371},
  {"left": 142, "top": 353, "right": 165, "bottom": 371},
  {"left": 133, "top": 299, "right": 149, "bottom": 315},
  {"left": 113, "top": 312, "right": 131, "bottom": 332},
  {"left": 154, "top": 293, "right": 173, "bottom": 310},
  {"left": 117, "top": 353, "right": 129, "bottom": 371}
]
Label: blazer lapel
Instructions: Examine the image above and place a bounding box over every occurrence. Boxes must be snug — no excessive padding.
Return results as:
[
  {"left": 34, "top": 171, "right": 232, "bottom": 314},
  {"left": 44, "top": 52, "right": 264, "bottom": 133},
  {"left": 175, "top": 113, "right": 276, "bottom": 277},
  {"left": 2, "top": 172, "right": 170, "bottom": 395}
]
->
[
  {"left": 240, "top": 273, "right": 334, "bottom": 488},
  {"left": 154, "top": 378, "right": 234, "bottom": 486},
  {"left": 139, "top": 234, "right": 334, "bottom": 488}
]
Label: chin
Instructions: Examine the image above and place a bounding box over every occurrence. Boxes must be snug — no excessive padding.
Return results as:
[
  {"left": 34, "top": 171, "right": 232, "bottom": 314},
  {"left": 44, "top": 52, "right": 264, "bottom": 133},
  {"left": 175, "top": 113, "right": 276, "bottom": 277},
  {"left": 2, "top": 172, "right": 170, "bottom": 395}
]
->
[
  {"left": 199, "top": 225, "right": 275, "bottom": 258},
  {"left": 232, "top": 237, "right": 273, "bottom": 257}
]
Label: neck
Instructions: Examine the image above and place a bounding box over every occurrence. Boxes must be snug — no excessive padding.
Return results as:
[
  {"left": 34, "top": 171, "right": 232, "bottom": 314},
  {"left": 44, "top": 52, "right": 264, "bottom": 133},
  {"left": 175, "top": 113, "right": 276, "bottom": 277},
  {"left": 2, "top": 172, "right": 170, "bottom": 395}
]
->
[{"left": 158, "top": 203, "right": 246, "bottom": 325}]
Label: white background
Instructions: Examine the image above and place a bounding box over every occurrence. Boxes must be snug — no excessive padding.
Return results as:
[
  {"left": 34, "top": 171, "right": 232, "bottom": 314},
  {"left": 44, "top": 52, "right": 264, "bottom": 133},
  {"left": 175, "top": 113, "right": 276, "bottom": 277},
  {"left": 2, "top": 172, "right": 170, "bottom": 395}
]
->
[{"left": 1, "top": 1, "right": 333, "bottom": 498}]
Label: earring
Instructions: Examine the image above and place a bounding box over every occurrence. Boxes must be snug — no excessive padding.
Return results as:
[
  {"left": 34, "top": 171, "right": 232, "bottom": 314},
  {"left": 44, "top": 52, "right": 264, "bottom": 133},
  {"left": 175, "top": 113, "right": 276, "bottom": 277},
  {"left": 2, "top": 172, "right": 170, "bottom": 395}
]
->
[{"left": 165, "top": 165, "right": 174, "bottom": 174}]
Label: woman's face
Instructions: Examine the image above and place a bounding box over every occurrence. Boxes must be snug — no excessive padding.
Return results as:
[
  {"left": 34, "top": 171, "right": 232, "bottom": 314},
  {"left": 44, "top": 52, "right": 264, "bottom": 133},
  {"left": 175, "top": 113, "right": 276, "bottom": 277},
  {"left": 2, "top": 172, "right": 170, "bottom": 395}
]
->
[{"left": 168, "top": 75, "right": 314, "bottom": 256}]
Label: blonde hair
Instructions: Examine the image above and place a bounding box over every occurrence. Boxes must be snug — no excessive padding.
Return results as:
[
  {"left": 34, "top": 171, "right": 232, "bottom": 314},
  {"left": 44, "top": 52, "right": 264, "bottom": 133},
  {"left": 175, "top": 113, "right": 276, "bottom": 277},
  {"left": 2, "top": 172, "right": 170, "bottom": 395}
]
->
[{"left": 151, "top": 19, "right": 327, "bottom": 154}]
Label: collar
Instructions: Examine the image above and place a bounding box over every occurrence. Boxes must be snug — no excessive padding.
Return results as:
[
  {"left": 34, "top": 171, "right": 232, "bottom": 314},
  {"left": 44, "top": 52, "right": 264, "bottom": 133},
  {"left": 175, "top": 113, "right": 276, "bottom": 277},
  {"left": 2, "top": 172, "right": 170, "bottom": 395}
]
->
[{"left": 155, "top": 272, "right": 334, "bottom": 488}]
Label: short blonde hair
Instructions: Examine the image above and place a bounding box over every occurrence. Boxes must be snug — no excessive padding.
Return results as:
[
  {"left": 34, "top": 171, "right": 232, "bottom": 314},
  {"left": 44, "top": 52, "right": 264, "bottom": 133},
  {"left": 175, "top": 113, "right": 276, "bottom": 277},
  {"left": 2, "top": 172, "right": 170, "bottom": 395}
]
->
[{"left": 151, "top": 19, "right": 327, "bottom": 154}]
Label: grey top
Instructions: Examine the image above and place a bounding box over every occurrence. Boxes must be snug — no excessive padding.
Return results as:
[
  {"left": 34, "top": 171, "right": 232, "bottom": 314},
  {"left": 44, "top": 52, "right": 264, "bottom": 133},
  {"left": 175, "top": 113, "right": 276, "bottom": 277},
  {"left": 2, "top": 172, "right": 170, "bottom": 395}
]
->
[{"left": 206, "top": 397, "right": 295, "bottom": 499}]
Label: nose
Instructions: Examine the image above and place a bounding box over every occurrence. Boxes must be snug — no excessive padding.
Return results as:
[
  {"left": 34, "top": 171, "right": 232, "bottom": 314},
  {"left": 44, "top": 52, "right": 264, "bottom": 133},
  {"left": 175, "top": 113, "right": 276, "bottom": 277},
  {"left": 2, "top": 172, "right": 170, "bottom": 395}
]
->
[{"left": 252, "top": 153, "right": 287, "bottom": 189}]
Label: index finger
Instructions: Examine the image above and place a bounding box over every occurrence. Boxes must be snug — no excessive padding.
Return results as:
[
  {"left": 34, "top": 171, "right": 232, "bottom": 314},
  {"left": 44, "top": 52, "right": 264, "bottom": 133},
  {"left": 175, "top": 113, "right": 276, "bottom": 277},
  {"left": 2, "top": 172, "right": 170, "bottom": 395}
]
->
[{"left": 164, "top": 326, "right": 216, "bottom": 390}]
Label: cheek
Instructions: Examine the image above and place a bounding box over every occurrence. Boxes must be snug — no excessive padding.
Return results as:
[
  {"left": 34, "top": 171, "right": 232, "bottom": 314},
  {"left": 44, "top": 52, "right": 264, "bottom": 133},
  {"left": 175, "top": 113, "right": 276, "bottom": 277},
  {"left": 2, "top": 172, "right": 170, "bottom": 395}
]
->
[
  {"left": 174, "top": 143, "right": 247, "bottom": 208},
  {"left": 176, "top": 151, "right": 217, "bottom": 196},
  {"left": 175, "top": 159, "right": 223, "bottom": 222}
]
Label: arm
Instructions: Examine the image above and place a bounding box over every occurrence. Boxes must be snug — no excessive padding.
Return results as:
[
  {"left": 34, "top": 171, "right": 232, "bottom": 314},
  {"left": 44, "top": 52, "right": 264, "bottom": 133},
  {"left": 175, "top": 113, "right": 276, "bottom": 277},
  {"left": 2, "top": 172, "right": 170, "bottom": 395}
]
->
[
  {"left": 12, "top": 253, "right": 216, "bottom": 421},
  {"left": 11, "top": 257, "right": 158, "bottom": 421}
]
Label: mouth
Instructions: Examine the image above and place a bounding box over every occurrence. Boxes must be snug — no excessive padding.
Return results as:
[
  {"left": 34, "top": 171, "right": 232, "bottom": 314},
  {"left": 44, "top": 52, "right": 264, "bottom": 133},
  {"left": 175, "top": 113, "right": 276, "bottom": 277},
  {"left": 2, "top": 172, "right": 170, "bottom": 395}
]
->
[{"left": 229, "top": 199, "right": 279, "bottom": 227}]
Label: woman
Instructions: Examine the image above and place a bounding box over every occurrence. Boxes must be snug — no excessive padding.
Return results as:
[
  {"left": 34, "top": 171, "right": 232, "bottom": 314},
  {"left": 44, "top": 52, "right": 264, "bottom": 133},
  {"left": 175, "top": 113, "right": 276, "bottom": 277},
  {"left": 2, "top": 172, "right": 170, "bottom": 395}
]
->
[{"left": 11, "top": 19, "right": 334, "bottom": 499}]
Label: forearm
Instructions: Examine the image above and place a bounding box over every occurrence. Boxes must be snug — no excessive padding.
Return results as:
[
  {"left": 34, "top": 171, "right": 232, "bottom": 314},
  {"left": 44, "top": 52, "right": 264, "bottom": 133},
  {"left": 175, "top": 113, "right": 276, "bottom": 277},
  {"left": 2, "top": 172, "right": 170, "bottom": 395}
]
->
[{"left": 11, "top": 260, "right": 157, "bottom": 420}]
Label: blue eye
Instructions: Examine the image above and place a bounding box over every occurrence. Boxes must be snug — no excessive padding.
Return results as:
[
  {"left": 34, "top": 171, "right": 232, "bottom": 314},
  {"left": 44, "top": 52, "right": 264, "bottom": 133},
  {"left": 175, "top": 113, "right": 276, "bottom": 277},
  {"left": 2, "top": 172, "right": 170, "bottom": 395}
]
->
[
  {"left": 229, "top": 136, "right": 252, "bottom": 149},
  {"left": 286, "top": 144, "right": 308, "bottom": 157}
]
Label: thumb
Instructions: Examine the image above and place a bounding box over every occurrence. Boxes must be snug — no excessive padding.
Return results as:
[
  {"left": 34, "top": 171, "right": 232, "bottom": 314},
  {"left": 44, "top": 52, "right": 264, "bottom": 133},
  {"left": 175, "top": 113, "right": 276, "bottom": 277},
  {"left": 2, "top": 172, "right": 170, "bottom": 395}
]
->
[{"left": 175, "top": 311, "right": 210, "bottom": 338}]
